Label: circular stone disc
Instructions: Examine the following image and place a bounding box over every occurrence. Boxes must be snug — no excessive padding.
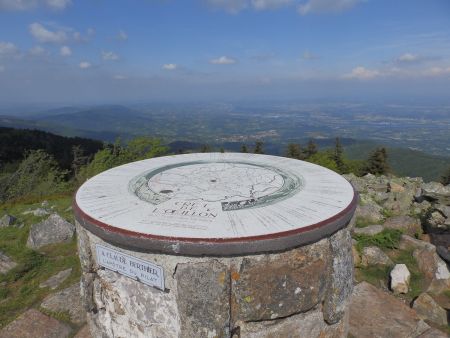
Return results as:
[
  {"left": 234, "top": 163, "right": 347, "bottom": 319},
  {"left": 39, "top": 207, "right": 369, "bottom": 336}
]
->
[{"left": 74, "top": 153, "right": 357, "bottom": 255}]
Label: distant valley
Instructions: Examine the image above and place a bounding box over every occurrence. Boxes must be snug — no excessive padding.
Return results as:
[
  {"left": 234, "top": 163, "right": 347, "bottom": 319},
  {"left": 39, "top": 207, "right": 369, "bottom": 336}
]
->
[{"left": 1, "top": 102, "right": 449, "bottom": 181}]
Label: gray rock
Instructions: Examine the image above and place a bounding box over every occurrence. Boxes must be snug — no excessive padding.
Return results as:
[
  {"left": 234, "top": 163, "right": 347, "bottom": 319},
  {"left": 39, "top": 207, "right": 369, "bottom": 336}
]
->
[
  {"left": 39, "top": 268, "right": 72, "bottom": 290},
  {"left": 383, "top": 215, "right": 422, "bottom": 236},
  {"left": 27, "top": 214, "right": 75, "bottom": 249},
  {"left": 0, "top": 214, "right": 16, "bottom": 227},
  {"left": 412, "top": 244, "right": 450, "bottom": 296},
  {"left": 239, "top": 307, "right": 348, "bottom": 338},
  {"left": 361, "top": 246, "right": 393, "bottom": 267},
  {"left": 353, "top": 224, "right": 384, "bottom": 236},
  {"left": 323, "top": 228, "right": 353, "bottom": 324},
  {"left": 349, "top": 282, "right": 429, "bottom": 338},
  {"left": 399, "top": 234, "right": 434, "bottom": 251},
  {"left": 0, "top": 251, "right": 17, "bottom": 274},
  {"left": 416, "top": 328, "right": 449, "bottom": 338},
  {"left": 232, "top": 238, "right": 330, "bottom": 322},
  {"left": 435, "top": 204, "right": 450, "bottom": 218},
  {"left": 355, "top": 203, "right": 384, "bottom": 223},
  {"left": 91, "top": 269, "right": 180, "bottom": 338},
  {"left": 422, "top": 182, "right": 450, "bottom": 205},
  {"left": 23, "top": 208, "right": 50, "bottom": 217},
  {"left": 390, "top": 264, "right": 410, "bottom": 294},
  {"left": 412, "top": 293, "right": 448, "bottom": 326},
  {"left": 426, "top": 206, "right": 450, "bottom": 231},
  {"left": 75, "top": 223, "right": 93, "bottom": 273},
  {"left": 41, "top": 284, "right": 86, "bottom": 324},
  {"left": 383, "top": 190, "right": 416, "bottom": 216},
  {"left": 0, "top": 308, "right": 71, "bottom": 338},
  {"left": 176, "top": 260, "right": 230, "bottom": 338},
  {"left": 73, "top": 325, "right": 91, "bottom": 338}
]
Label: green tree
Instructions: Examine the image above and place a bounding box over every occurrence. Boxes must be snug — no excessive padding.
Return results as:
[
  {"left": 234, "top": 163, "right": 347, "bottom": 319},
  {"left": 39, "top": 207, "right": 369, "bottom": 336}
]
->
[
  {"left": 240, "top": 144, "right": 248, "bottom": 153},
  {"left": 219, "top": 147, "right": 225, "bottom": 153},
  {"left": 79, "top": 137, "right": 168, "bottom": 180},
  {"left": 0, "top": 150, "right": 69, "bottom": 202},
  {"left": 333, "top": 137, "right": 345, "bottom": 173},
  {"left": 305, "top": 139, "right": 318, "bottom": 158},
  {"left": 254, "top": 141, "right": 264, "bottom": 154},
  {"left": 286, "top": 143, "right": 306, "bottom": 160},
  {"left": 200, "top": 144, "right": 212, "bottom": 153},
  {"left": 307, "top": 150, "right": 338, "bottom": 171},
  {"left": 364, "top": 147, "right": 390, "bottom": 175},
  {"left": 440, "top": 166, "right": 450, "bottom": 185},
  {"left": 71, "top": 145, "right": 88, "bottom": 179}
]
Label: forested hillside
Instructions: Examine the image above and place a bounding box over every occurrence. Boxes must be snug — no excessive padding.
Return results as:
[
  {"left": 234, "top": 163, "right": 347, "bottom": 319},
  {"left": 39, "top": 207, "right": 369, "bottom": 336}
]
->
[{"left": 0, "top": 128, "right": 104, "bottom": 171}]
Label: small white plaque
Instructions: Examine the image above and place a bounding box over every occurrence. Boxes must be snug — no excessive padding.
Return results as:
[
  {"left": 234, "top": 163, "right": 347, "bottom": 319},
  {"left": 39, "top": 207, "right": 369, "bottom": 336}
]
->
[{"left": 96, "top": 244, "right": 164, "bottom": 290}]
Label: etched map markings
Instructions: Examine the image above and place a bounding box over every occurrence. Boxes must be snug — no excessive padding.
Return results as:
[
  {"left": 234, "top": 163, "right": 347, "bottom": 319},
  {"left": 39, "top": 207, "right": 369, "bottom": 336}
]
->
[
  {"left": 75, "top": 153, "right": 356, "bottom": 241},
  {"left": 129, "top": 161, "right": 303, "bottom": 211}
]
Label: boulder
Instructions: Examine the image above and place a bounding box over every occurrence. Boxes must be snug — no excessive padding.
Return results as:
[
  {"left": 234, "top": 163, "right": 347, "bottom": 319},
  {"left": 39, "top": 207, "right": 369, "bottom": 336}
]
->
[
  {"left": 39, "top": 268, "right": 72, "bottom": 290},
  {"left": 422, "top": 182, "right": 450, "bottom": 205},
  {"left": 361, "top": 246, "right": 393, "bottom": 267},
  {"left": 27, "top": 214, "right": 75, "bottom": 249},
  {"left": 0, "top": 308, "right": 71, "bottom": 338},
  {"left": 0, "top": 251, "right": 17, "bottom": 274},
  {"left": 383, "top": 189, "right": 416, "bottom": 216},
  {"left": 413, "top": 245, "right": 450, "bottom": 289},
  {"left": 411, "top": 200, "right": 432, "bottom": 216},
  {"left": 0, "top": 214, "right": 16, "bottom": 227},
  {"left": 41, "top": 283, "right": 86, "bottom": 324},
  {"left": 22, "top": 208, "right": 50, "bottom": 217},
  {"left": 349, "top": 282, "right": 429, "bottom": 338},
  {"left": 383, "top": 215, "right": 422, "bottom": 236},
  {"left": 353, "top": 224, "right": 384, "bottom": 236},
  {"left": 425, "top": 206, "right": 450, "bottom": 231},
  {"left": 436, "top": 245, "right": 450, "bottom": 264},
  {"left": 74, "top": 325, "right": 92, "bottom": 338},
  {"left": 399, "top": 235, "right": 434, "bottom": 251},
  {"left": 412, "top": 293, "right": 448, "bottom": 326},
  {"left": 352, "top": 245, "right": 361, "bottom": 267},
  {"left": 355, "top": 203, "right": 384, "bottom": 223},
  {"left": 389, "top": 182, "right": 405, "bottom": 193},
  {"left": 416, "top": 328, "right": 449, "bottom": 338},
  {"left": 390, "top": 264, "right": 410, "bottom": 294}
]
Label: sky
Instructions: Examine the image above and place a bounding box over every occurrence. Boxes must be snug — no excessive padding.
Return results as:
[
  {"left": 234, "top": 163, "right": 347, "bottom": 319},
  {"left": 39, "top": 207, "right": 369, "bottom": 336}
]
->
[{"left": 1, "top": 0, "right": 450, "bottom": 104}]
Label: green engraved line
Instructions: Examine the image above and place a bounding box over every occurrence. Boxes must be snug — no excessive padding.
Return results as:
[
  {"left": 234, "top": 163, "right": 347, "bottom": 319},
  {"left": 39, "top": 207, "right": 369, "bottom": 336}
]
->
[{"left": 128, "top": 160, "right": 304, "bottom": 211}]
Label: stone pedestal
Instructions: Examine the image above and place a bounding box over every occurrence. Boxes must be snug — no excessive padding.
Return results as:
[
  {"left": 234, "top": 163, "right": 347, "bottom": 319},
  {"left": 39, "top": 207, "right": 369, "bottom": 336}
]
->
[{"left": 74, "top": 153, "right": 356, "bottom": 338}]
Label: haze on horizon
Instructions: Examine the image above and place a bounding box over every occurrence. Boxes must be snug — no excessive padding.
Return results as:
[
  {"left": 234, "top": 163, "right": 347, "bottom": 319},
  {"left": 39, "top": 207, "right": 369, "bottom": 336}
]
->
[{"left": 1, "top": 0, "right": 450, "bottom": 105}]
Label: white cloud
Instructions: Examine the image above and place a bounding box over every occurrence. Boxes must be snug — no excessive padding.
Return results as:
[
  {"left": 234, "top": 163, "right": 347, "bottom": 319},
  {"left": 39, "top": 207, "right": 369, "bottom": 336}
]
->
[
  {"left": 60, "top": 45, "right": 71, "bottom": 56},
  {"left": 298, "top": 0, "right": 362, "bottom": 15},
  {"left": 251, "top": 0, "right": 292, "bottom": 10},
  {"left": 29, "top": 45, "right": 47, "bottom": 56},
  {"left": 102, "top": 51, "right": 119, "bottom": 61},
  {"left": 205, "top": 0, "right": 292, "bottom": 12},
  {"left": 29, "top": 22, "right": 67, "bottom": 43},
  {"left": 301, "top": 50, "right": 318, "bottom": 60},
  {"left": 79, "top": 61, "right": 91, "bottom": 69},
  {"left": 344, "top": 66, "right": 380, "bottom": 79},
  {"left": 209, "top": 56, "right": 237, "bottom": 64},
  {"left": 116, "top": 30, "right": 128, "bottom": 41},
  {"left": 205, "top": 0, "right": 248, "bottom": 14},
  {"left": 162, "top": 63, "right": 177, "bottom": 70},
  {"left": 0, "top": 0, "right": 71, "bottom": 11},
  {"left": 396, "top": 53, "right": 419, "bottom": 63},
  {"left": 423, "top": 66, "right": 450, "bottom": 77},
  {"left": 0, "top": 41, "right": 18, "bottom": 56},
  {"left": 113, "top": 75, "right": 127, "bottom": 80},
  {"left": 73, "top": 28, "right": 95, "bottom": 43},
  {"left": 45, "top": 0, "right": 71, "bottom": 10}
]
